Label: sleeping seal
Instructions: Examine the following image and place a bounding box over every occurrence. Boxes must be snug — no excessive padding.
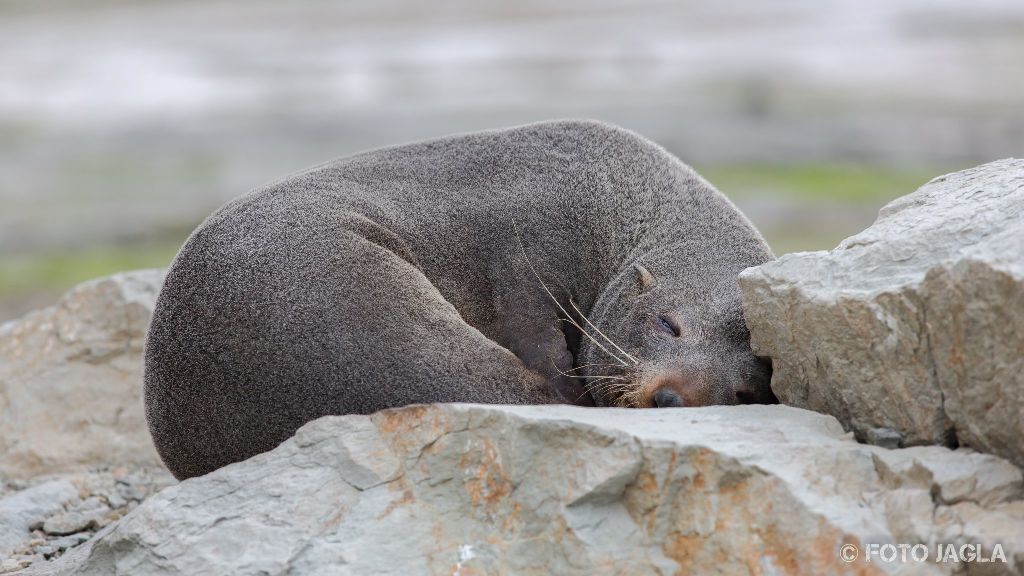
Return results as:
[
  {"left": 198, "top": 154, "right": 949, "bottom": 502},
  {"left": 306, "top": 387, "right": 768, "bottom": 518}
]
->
[{"left": 144, "top": 120, "right": 777, "bottom": 479}]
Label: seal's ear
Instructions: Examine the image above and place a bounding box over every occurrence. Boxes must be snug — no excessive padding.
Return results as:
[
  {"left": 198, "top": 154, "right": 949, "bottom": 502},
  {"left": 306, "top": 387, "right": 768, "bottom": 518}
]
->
[{"left": 633, "top": 262, "right": 657, "bottom": 292}]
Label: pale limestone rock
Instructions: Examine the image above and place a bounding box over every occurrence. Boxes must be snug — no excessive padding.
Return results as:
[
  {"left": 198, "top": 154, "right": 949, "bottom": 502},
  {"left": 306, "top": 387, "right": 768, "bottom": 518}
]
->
[
  {"left": 0, "top": 480, "right": 77, "bottom": 559},
  {"left": 739, "top": 159, "right": 1024, "bottom": 466},
  {"left": 0, "top": 468, "right": 174, "bottom": 572},
  {"left": 25, "top": 404, "right": 1024, "bottom": 575},
  {"left": 0, "top": 270, "right": 166, "bottom": 478}
]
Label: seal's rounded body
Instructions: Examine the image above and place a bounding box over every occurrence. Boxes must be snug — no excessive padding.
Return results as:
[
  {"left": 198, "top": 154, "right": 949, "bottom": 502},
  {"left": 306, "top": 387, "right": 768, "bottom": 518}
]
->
[{"left": 145, "top": 120, "right": 775, "bottom": 479}]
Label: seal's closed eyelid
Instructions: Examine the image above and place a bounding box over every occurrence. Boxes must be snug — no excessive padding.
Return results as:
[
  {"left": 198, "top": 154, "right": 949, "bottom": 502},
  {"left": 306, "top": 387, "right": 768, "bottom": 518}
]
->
[{"left": 655, "top": 314, "right": 681, "bottom": 337}]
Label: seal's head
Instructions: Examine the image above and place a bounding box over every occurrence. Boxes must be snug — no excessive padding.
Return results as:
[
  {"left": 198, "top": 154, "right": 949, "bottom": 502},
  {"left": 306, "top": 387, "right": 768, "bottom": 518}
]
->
[{"left": 578, "top": 253, "right": 776, "bottom": 408}]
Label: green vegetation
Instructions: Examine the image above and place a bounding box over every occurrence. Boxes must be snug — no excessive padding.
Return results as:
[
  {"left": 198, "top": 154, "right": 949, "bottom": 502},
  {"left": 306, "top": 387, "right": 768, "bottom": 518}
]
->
[
  {"left": 0, "top": 242, "right": 181, "bottom": 300},
  {"left": 699, "top": 163, "right": 952, "bottom": 202},
  {"left": 0, "top": 163, "right": 966, "bottom": 320},
  {"left": 695, "top": 163, "right": 966, "bottom": 254}
]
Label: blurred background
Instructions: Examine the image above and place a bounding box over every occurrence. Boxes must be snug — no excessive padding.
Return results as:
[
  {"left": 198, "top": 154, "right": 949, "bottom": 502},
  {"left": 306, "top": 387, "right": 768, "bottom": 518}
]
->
[{"left": 1, "top": 0, "right": 1022, "bottom": 321}]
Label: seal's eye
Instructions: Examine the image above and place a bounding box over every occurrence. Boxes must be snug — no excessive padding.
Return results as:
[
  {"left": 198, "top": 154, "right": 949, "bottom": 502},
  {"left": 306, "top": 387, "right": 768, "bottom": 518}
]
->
[{"left": 656, "top": 315, "right": 680, "bottom": 337}]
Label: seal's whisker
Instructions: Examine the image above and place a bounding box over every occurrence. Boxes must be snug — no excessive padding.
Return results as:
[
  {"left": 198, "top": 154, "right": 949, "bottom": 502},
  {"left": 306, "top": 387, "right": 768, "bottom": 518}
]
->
[
  {"left": 553, "top": 317, "right": 631, "bottom": 367},
  {"left": 575, "top": 383, "right": 623, "bottom": 403},
  {"left": 557, "top": 362, "right": 618, "bottom": 374},
  {"left": 583, "top": 376, "right": 620, "bottom": 387},
  {"left": 595, "top": 379, "right": 636, "bottom": 395},
  {"left": 569, "top": 298, "right": 641, "bottom": 365},
  {"left": 511, "top": 219, "right": 629, "bottom": 367},
  {"left": 549, "top": 360, "right": 619, "bottom": 378},
  {"left": 594, "top": 382, "right": 638, "bottom": 407},
  {"left": 586, "top": 378, "right": 633, "bottom": 394},
  {"left": 557, "top": 360, "right": 618, "bottom": 379},
  {"left": 620, "top": 387, "right": 645, "bottom": 407}
]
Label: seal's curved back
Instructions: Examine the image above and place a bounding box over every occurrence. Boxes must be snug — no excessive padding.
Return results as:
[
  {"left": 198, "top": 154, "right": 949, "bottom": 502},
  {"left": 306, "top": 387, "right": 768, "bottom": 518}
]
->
[{"left": 144, "top": 120, "right": 774, "bottom": 479}]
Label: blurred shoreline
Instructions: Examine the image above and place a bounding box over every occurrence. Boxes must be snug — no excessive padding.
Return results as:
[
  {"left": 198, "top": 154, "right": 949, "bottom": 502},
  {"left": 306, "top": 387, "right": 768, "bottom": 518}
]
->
[{"left": 1, "top": 0, "right": 1022, "bottom": 320}]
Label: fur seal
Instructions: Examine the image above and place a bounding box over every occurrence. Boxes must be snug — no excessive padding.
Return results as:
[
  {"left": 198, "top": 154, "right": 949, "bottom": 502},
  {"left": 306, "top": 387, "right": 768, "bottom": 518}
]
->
[{"left": 144, "top": 120, "right": 777, "bottom": 480}]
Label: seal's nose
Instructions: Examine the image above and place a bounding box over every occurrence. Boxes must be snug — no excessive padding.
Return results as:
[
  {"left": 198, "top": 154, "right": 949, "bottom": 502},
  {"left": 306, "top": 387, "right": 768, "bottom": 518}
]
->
[
  {"left": 648, "top": 373, "right": 713, "bottom": 408},
  {"left": 653, "top": 387, "right": 684, "bottom": 408}
]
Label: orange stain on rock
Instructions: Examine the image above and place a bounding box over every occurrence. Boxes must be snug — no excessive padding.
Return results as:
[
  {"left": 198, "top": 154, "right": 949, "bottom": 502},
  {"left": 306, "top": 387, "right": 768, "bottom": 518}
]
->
[
  {"left": 657, "top": 449, "right": 885, "bottom": 576},
  {"left": 373, "top": 404, "right": 454, "bottom": 454},
  {"left": 376, "top": 487, "right": 415, "bottom": 520},
  {"left": 463, "top": 439, "right": 513, "bottom": 514}
]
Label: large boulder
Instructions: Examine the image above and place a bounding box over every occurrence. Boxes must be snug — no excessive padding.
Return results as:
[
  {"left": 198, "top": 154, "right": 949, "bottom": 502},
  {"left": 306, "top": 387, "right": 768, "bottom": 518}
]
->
[
  {"left": 739, "top": 159, "right": 1024, "bottom": 466},
  {"left": 24, "top": 403, "right": 1024, "bottom": 575},
  {"left": 0, "top": 270, "right": 166, "bottom": 479}
]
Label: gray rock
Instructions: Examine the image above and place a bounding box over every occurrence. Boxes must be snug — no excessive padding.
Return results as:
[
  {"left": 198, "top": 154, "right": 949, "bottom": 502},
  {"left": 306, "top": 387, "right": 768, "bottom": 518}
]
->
[
  {"left": 739, "top": 158, "right": 1024, "bottom": 466},
  {"left": 1, "top": 468, "right": 174, "bottom": 570},
  {"left": 23, "top": 404, "right": 1024, "bottom": 575},
  {"left": 101, "top": 492, "right": 126, "bottom": 510},
  {"left": 866, "top": 427, "right": 905, "bottom": 449},
  {"left": 0, "top": 270, "right": 166, "bottom": 479},
  {"left": 41, "top": 510, "right": 105, "bottom": 537},
  {"left": 0, "top": 557, "right": 28, "bottom": 573},
  {"left": 45, "top": 534, "right": 90, "bottom": 553},
  {"left": 0, "top": 480, "right": 77, "bottom": 558}
]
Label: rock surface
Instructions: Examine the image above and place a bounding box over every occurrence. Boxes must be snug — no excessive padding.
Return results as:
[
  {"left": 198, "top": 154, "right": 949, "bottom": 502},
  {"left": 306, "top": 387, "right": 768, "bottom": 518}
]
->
[
  {"left": 739, "top": 158, "right": 1024, "bottom": 466},
  {"left": 7, "top": 159, "right": 1024, "bottom": 574},
  {"left": 0, "top": 480, "right": 77, "bottom": 561},
  {"left": 0, "top": 270, "right": 166, "bottom": 479},
  {"left": 0, "top": 468, "right": 173, "bottom": 573},
  {"left": 23, "top": 403, "right": 1024, "bottom": 575}
]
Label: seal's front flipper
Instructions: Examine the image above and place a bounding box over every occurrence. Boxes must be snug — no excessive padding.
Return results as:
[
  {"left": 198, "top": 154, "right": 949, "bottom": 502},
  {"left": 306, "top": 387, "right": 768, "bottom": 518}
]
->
[{"left": 505, "top": 321, "right": 594, "bottom": 407}]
